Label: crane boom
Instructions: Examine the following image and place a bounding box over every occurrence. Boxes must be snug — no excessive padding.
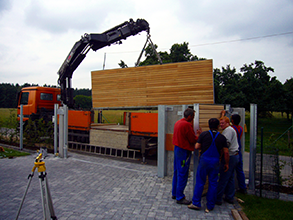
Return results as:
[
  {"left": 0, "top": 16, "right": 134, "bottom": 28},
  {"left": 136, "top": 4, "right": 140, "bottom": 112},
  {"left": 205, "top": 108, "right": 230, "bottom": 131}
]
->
[{"left": 57, "top": 18, "right": 149, "bottom": 108}]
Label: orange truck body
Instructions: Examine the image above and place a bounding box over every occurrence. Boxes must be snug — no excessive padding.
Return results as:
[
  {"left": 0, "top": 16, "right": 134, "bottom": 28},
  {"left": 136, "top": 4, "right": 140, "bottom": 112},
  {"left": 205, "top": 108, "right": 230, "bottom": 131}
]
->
[
  {"left": 17, "top": 87, "right": 93, "bottom": 140},
  {"left": 129, "top": 112, "right": 158, "bottom": 137},
  {"left": 127, "top": 112, "right": 158, "bottom": 150},
  {"left": 17, "top": 87, "right": 61, "bottom": 122},
  {"left": 68, "top": 110, "right": 92, "bottom": 131}
]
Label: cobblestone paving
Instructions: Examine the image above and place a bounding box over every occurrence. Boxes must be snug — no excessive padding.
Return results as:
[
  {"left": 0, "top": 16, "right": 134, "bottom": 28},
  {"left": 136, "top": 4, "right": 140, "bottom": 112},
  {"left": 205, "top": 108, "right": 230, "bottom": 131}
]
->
[{"left": 0, "top": 152, "right": 235, "bottom": 220}]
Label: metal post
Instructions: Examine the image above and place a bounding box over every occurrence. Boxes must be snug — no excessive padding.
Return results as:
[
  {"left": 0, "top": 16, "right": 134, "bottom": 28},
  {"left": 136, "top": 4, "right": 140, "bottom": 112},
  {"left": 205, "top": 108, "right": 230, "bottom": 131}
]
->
[
  {"left": 193, "top": 104, "right": 200, "bottom": 189},
  {"left": 103, "top": 53, "right": 106, "bottom": 70},
  {"left": 260, "top": 127, "right": 264, "bottom": 197},
  {"left": 54, "top": 104, "right": 58, "bottom": 155},
  {"left": 249, "top": 104, "right": 257, "bottom": 190},
  {"left": 225, "top": 104, "right": 231, "bottom": 117},
  {"left": 20, "top": 105, "right": 23, "bottom": 150},
  {"left": 240, "top": 108, "right": 246, "bottom": 156},
  {"left": 63, "top": 104, "right": 68, "bottom": 159},
  {"left": 158, "top": 105, "right": 166, "bottom": 178},
  {"left": 58, "top": 107, "right": 64, "bottom": 158},
  {"left": 182, "top": 105, "right": 188, "bottom": 113},
  {"left": 141, "top": 138, "right": 146, "bottom": 164}
]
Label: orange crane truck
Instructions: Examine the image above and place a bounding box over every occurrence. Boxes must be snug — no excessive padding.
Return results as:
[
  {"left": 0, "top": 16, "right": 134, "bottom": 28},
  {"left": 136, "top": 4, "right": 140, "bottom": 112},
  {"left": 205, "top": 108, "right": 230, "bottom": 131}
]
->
[{"left": 17, "top": 18, "right": 157, "bottom": 151}]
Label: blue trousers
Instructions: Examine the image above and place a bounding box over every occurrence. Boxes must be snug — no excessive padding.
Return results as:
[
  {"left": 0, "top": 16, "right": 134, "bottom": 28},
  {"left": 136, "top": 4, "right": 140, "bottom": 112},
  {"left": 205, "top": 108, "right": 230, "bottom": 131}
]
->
[
  {"left": 216, "top": 154, "right": 239, "bottom": 202},
  {"left": 172, "top": 146, "right": 191, "bottom": 201},
  {"left": 235, "top": 151, "right": 246, "bottom": 190},
  {"left": 192, "top": 156, "right": 219, "bottom": 210}
]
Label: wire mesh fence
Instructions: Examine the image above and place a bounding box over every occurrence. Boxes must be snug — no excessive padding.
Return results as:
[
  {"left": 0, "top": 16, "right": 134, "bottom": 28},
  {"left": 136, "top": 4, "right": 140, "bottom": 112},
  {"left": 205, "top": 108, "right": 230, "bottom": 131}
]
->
[
  {"left": 254, "top": 127, "right": 293, "bottom": 199},
  {"left": 255, "top": 146, "right": 280, "bottom": 199}
]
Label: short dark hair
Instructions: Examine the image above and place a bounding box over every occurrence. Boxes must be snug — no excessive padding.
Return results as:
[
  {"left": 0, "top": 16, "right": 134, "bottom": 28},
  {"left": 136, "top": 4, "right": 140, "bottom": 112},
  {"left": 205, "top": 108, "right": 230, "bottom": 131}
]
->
[
  {"left": 231, "top": 114, "right": 241, "bottom": 125},
  {"left": 184, "top": 108, "right": 195, "bottom": 118},
  {"left": 209, "top": 118, "right": 219, "bottom": 130}
]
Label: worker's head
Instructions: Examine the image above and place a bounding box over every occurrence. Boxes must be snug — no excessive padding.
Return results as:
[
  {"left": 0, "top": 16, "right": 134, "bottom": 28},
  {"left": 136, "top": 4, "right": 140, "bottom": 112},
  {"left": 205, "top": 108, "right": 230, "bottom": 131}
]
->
[
  {"left": 184, "top": 108, "right": 195, "bottom": 122},
  {"left": 219, "top": 116, "right": 230, "bottom": 130},
  {"left": 231, "top": 114, "right": 241, "bottom": 125},
  {"left": 208, "top": 118, "right": 219, "bottom": 130}
]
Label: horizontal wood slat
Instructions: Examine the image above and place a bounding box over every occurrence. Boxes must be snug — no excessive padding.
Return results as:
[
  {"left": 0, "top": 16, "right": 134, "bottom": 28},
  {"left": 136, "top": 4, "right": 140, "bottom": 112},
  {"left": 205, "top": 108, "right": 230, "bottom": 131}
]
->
[
  {"left": 92, "top": 60, "right": 214, "bottom": 108},
  {"left": 199, "top": 105, "right": 225, "bottom": 132}
]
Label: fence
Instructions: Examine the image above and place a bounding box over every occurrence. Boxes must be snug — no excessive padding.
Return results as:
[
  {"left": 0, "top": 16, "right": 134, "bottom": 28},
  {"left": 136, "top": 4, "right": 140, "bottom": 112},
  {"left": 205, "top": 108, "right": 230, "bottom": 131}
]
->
[{"left": 255, "top": 126, "right": 293, "bottom": 199}]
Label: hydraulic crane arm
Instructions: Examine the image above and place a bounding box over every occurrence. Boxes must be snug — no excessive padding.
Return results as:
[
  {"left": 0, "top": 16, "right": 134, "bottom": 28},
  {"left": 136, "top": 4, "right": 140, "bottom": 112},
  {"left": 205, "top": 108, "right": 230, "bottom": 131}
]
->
[{"left": 57, "top": 18, "right": 149, "bottom": 108}]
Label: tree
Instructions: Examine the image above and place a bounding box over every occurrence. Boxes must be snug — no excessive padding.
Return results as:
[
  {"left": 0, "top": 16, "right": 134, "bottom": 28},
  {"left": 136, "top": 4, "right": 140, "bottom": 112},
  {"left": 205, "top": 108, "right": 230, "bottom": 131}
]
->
[
  {"left": 73, "top": 88, "right": 91, "bottom": 97},
  {"left": 138, "top": 44, "right": 164, "bottom": 66},
  {"left": 240, "top": 60, "right": 279, "bottom": 115},
  {"left": 0, "top": 83, "right": 20, "bottom": 108},
  {"left": 265, "top": 77, "right": 285, "bottom": 112},
  {"left": 213, "top": 65, "right": 246, "bottom": 107},
  {"left": 169, "top": 42, "right": 198, "bottom": 62},
  {"left": 74, "top": 95, "right": 92, "bottom": 110},
  {"left": 137, "top": 42, "right": 204, "bottom": 66},
  {"left": 284, "top": 77, "right": 293, "bottom": 119}
]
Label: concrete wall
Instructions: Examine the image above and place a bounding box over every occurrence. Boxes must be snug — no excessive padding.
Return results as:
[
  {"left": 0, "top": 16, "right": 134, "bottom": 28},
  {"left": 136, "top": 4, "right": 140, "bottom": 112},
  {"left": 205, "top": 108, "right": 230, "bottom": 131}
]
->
[{"left": 90, "top": 127, "right": 129, "bottom": 149}]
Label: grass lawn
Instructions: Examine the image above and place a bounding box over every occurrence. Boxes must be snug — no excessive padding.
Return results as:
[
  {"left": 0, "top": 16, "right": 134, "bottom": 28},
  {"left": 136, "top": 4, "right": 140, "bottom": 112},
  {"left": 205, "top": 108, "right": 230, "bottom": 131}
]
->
[
  {"left": 236, "top": 192, "right": 293, "bottom": 220},
  {"left": 0, "top": 108, "right": 17, "bottom": 121},
  {"left": 244, "top": 112, "right": 293, "bottom": 156},
  {"left": 95, "top": 109, "right": 157, "bottom": 124},
  {"left": 0, "top": 146, "right": 30, "bottom": 159}
]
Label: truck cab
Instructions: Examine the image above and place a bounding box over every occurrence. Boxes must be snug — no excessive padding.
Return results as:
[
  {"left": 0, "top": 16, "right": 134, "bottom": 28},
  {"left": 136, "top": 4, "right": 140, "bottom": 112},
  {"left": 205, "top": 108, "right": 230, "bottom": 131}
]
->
[{"left": 17, "top": 87, "right": 61, "bottom": 123}]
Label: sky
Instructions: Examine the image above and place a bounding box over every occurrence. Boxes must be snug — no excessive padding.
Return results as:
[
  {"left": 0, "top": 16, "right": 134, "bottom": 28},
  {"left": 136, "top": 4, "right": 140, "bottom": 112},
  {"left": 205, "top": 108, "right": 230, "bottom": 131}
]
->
[{"left": 0, "top": 0, "right": 292, "bottom": 89}]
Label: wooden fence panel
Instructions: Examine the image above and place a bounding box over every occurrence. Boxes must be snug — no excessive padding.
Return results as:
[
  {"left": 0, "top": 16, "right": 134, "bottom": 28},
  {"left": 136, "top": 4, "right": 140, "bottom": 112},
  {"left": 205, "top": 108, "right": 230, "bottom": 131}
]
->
[
  {"left": 199, "top": 104, "right": 225, "bottom": 132},
  {"left": 91, "top": 60, "right": 214, "bottom": 108}
]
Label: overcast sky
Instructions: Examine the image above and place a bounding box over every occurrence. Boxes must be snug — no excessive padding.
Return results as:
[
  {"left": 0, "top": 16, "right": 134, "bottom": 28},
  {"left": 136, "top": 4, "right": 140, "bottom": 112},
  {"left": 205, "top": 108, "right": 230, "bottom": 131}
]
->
[{"left": 0, "top": 0, "right": 292, "bottom": 89}]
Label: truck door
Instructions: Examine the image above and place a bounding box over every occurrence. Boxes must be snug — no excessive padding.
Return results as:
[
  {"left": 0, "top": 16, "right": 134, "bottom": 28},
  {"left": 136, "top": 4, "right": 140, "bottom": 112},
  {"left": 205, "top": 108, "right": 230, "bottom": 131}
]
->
[{"left": 18, "top": 91, "right": 34, "bottom": 122}]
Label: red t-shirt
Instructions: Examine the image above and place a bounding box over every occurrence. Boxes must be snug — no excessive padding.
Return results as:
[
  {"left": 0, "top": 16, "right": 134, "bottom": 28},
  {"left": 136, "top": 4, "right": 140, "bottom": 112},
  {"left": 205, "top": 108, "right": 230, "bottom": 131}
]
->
[
  {"left": 232, "top": 125, "right": 243, "bottom": 139},
  {"left": 172, "top": 118, "right": 198, "bottom": 151}
]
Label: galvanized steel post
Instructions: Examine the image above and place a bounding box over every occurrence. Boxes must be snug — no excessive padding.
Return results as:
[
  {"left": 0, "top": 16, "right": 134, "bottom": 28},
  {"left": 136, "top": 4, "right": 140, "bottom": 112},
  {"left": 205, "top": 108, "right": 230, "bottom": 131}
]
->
[
  {"left": 249, "top": 104, "right": 257, "bottom": 190},
  {"left": 63, "top": 104, "right": 68, "bottom": 159},
  {"left": 54, "top": 104, "right": 58, "bottom": 155},
  {"left": 58, "top": 107, "right": 64, "bottom": 158},
  {"left": 20, "top": 105, "right": 23, "bottom": 150},
  {"left": 193, "top": 104, "right": 200, "bottom": 189},
  {"left": 158, "top": 105, "right": 166, "bottom": 178}
]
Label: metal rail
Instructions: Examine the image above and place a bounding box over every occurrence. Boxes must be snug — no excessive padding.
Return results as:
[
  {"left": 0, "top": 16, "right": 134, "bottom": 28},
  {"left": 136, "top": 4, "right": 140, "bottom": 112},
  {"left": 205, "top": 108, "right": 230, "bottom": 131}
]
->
[{"left": 68, "top": 141, "right": 139, "bottom": 160}]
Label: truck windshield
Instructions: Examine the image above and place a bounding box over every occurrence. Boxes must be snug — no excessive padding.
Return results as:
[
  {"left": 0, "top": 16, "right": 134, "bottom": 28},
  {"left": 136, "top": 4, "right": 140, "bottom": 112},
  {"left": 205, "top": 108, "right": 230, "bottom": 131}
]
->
[
  {"left": 40, "top": 93, "right": 53, "bottom": 101},
  {"left": 20, "top": 92, "right": 29, "bottom": 105}
]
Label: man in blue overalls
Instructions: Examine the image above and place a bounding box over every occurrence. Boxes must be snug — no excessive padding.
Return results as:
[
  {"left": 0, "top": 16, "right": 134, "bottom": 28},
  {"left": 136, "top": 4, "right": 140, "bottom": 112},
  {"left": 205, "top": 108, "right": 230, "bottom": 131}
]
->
[{"left": 188, "top": 118, "right": 229, "bottom": 212}]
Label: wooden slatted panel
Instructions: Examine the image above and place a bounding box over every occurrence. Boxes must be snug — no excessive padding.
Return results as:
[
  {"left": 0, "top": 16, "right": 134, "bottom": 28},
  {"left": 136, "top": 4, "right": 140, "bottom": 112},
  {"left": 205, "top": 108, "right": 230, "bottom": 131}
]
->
[
  {"left": 91, "top": 60, "right": 214, "bottom": 108},
  {"left": 199, "top": 104, "right": 225, "bottom": 132}
]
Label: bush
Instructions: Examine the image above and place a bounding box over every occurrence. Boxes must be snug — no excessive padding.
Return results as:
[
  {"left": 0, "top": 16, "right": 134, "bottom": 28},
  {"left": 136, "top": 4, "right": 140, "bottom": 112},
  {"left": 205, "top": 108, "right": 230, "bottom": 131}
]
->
[
  {"left": 23, "top": 119, "right": 54, "bottom": 148},
  {"left": 0, "top": 110, "right": 19, "bottom": 144}
]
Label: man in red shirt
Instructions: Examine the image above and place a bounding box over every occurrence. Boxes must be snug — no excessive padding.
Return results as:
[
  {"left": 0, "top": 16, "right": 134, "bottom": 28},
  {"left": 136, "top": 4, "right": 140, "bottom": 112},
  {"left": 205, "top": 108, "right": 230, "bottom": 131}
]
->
[{"left": 172, "top": 108, "right": 202, "bottom": 205}]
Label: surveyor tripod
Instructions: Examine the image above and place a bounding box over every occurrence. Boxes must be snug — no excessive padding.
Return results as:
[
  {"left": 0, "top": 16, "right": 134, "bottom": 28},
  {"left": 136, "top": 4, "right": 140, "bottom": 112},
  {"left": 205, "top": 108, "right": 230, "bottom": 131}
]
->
[{"left": 15, "top": 153, "right": 57, "bottom": 220}]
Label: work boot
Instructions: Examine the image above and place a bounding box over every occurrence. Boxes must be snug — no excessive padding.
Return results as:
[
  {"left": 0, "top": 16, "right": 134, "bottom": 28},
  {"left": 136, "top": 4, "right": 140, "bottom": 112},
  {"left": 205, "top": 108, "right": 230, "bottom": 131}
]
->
[
  {"left": 205, "top": 208, "right": 213, "bottom": 213},
  {"left": 188, "top": 203, "right": 200, "bottom": 210},
  {"left": 177, "top": 198, "right": 191, "bottom": 205}
]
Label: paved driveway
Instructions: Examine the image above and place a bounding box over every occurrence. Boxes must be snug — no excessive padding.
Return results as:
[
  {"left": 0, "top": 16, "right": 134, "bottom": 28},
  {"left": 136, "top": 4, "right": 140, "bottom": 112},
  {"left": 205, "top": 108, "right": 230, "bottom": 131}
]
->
[{"left": 0, "top": 151, "right": 235, "bottom": 220}]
